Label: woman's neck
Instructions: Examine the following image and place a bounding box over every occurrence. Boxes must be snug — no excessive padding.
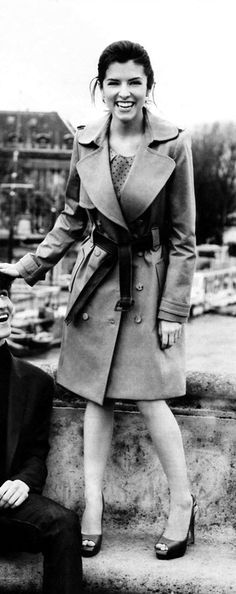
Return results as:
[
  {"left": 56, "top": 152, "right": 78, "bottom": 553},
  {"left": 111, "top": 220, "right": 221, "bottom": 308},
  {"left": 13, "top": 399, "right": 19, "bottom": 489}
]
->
[
  {"left": 109, "top": 115, "right": 144, "bottom": 156},
  {"left": 110, "top": 113, "right": 144, "bottom": 137}
]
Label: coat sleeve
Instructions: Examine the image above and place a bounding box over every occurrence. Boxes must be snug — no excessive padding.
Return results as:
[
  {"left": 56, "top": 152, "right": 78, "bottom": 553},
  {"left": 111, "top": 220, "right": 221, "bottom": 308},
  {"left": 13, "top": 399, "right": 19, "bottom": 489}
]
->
[
  {"left": 157, "top": 130, "right": 196, "bottom": 323},
  {"left": 16, "top": 130, "right": 88, "bottom": 286},
  {"left": 11, "top": 374, "right": 54, "bottom": 494}
]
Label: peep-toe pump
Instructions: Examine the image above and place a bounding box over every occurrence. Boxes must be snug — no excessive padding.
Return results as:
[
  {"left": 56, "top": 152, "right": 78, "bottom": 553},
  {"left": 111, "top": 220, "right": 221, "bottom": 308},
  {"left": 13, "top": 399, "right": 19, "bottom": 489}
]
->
[
  {"left": 81, "top": 494, "right": 104, "bottom": 558},
  {"left": 155, "top": 495, "right": 198, "bottom": 560}
]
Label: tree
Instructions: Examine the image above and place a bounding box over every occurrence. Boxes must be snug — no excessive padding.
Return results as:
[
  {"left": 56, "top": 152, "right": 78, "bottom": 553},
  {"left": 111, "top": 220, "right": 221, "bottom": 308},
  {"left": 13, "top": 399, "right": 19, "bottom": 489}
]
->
[{"left": 192, "top": 121, "right": 236, "bottom": 244}]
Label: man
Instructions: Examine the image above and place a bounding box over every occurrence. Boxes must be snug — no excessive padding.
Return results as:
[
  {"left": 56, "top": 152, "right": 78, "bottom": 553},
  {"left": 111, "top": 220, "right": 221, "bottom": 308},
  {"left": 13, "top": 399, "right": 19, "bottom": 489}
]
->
[{"left": 0, "top": 272, "right": 82, "bottom": 593}]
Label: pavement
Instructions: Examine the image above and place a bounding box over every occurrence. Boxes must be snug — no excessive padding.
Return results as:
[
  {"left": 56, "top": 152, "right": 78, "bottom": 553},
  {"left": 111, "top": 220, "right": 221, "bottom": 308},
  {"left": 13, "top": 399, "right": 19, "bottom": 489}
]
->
[
  {"left": 0, "top": 527, "right": 235, "bottom": 593},
  {"left": 82, "top": 527, "right": 236, "bottom": 594}
]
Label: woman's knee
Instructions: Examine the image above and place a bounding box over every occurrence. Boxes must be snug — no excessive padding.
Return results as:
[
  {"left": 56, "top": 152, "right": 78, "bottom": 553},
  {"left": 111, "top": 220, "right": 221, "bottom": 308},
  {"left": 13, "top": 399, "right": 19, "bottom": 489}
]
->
[{"left": 137, "top": 399, "right": 165, "bottom": 420}]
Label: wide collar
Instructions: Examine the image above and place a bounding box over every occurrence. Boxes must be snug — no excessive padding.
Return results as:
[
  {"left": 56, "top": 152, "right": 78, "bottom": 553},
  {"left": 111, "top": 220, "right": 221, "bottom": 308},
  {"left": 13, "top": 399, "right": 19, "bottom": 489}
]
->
[
  {"left": 6, "top": 349, "right": 27, "bottom": 474},
  {"left": 78, "top": 109, "right": 179, "bottom": 146},
  {"left": 76, "top": 110, "right": 179, "bottom": 229}
]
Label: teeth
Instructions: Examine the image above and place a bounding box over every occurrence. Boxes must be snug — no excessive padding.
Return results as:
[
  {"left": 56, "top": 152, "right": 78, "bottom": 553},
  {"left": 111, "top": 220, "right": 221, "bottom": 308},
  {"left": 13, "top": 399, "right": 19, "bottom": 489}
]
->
[
  {"left": 0, "top": 314, "right": 8, "bottom": 322},
  {"left": 117, "top": 102, "right": 133, "bottom": 108}
]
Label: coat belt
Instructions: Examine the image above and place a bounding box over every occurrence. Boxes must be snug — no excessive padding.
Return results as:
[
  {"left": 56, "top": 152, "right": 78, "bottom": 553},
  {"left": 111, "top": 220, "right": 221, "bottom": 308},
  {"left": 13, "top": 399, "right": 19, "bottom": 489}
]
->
[{"left": 65, "top": 227, "right": 160, "bottom": 324}]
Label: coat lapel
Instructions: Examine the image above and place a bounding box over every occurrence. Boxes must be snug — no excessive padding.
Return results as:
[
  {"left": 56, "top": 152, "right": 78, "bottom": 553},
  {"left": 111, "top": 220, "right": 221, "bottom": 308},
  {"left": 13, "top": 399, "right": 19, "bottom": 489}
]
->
[
  {"left": 119, "top": 146, "right": 176, "bottom": 223},
  {"left": 76, "top": 110, "right": 179, "bottom": 227},
  {"left": 76, "top": 141, "right": 129, "bottom": 231},
  {"left": 6, "top": 356, "right": 27, "bottom": 475},
  {"left": 119, "top": 112, "right": 178, "bottom": 222}
]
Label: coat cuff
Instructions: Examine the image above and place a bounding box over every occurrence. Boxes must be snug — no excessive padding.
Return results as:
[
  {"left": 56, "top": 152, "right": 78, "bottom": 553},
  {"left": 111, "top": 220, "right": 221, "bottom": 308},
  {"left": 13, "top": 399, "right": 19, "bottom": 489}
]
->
[
  {"left": 157, "top": 311, "right": 186, "bottom": 323},
  {"left": 15, "top": 254, "right": 47, "bottom": 286},
  {"left": 158, "top": 297, "right": 190, "bottom": 323}
]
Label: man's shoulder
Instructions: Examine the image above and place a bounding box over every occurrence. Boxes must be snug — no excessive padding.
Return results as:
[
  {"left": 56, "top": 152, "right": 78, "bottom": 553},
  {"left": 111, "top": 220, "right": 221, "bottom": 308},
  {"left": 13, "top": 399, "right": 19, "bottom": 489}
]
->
[{"left": 13, "top": 356, "right": 54, "bottom": 388}]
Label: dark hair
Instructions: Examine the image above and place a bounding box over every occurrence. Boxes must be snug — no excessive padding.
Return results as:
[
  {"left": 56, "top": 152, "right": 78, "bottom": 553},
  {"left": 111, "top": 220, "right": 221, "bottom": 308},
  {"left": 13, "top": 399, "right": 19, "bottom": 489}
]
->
[{"left": 90, "top": 40, "right": 155, "bottom": 102}]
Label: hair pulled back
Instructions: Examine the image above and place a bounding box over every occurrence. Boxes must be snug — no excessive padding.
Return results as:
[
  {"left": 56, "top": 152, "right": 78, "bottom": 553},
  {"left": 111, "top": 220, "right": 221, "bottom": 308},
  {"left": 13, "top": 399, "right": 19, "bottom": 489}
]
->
[{"left": 90, "top": 40, "right": 155, "bottom": 102}]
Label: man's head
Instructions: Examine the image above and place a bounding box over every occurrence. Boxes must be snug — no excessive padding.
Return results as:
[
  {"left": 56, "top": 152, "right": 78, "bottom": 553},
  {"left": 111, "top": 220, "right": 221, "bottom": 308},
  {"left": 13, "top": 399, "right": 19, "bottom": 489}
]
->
[{"left": 0, "top": 273, "right": 14, "bottom": 346}]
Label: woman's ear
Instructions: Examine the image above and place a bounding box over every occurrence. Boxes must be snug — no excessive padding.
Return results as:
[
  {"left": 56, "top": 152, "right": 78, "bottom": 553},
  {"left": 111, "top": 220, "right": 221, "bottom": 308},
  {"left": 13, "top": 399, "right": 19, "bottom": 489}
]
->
[
  {"left": 98, "top": 81, "right": 105, "bottom": 103},
  {"left": 145, "top": 89, "right": 151, "bottom": 105}
]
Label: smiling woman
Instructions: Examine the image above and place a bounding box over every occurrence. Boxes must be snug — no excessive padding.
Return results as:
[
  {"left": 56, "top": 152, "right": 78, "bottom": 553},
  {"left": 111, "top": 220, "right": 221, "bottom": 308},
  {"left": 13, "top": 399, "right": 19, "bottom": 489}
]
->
[{"left": 0, "top": 40, "right": 196, "bottom": 562}]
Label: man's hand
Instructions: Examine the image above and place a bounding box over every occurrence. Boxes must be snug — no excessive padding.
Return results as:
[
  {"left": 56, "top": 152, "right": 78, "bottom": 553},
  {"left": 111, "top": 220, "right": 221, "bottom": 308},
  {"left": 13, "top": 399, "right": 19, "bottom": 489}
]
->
[
  {"left": 158, "top": 320, "right": 182, "bottom": 349},
  {"left": 0, "top": 480, "right": 29, "bottom": 509}
]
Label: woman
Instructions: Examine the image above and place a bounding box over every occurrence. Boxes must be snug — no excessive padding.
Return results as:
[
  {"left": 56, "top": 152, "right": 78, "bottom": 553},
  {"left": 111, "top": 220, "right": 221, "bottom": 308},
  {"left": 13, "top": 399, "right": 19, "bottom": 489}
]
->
[{"left": 0, "top": 40, "right": 197, "bottom": 560}]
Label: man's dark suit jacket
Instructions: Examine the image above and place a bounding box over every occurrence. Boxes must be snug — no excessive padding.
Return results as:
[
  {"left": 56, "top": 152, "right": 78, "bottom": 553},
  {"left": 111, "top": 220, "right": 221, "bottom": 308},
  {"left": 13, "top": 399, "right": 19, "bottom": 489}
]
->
[{"left": 5, "top": 348, "right": 54, "bottom": 494}]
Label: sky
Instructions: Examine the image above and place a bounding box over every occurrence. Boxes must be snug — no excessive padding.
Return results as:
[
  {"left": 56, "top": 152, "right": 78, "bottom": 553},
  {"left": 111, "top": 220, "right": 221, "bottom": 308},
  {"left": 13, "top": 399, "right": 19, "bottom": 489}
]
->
[{"left": 0, "top": 0, "right": 235, "bottom": 130}]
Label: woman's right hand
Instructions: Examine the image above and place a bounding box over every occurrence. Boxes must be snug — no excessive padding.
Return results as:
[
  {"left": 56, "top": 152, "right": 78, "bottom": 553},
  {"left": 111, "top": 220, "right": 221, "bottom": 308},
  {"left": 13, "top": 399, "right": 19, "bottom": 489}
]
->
[{"left": 0, "top": 263, "right": 20, "bottom": 278}]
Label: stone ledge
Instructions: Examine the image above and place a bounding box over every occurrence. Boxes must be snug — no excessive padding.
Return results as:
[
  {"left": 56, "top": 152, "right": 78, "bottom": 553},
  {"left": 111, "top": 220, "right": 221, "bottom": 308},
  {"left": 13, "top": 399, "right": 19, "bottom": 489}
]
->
[
  {"left": 38, "top": 362, "right": 236, "bottom": 413},
  {"left": 0, "top": 529, "right": 235, "bottom": 593}
]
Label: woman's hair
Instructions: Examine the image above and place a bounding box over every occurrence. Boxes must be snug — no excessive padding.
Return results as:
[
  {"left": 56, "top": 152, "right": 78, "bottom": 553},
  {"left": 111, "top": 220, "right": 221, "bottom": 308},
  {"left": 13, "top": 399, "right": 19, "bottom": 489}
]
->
[{"left": 90, "top": 40, "right": 155, "bottom": 102}]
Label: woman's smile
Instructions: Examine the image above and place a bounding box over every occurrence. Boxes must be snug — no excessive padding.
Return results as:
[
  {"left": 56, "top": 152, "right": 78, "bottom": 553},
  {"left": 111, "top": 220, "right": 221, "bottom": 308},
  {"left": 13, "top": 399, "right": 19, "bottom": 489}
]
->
[{"left": 102, "top": 60, "right": 148, "bottom": 124}]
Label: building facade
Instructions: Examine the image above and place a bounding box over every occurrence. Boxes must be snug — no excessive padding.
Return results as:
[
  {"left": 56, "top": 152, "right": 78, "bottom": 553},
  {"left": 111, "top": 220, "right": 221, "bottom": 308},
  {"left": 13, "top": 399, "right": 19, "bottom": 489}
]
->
[{"left": 0, "top": 110, "right": 76, "bottom": 270}]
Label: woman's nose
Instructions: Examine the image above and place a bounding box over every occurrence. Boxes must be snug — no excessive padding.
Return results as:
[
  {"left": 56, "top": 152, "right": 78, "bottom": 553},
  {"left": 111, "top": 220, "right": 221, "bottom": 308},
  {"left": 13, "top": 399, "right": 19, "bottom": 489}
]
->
[{"left": 119, "top": 83, "right": 130, "bottom": 98}]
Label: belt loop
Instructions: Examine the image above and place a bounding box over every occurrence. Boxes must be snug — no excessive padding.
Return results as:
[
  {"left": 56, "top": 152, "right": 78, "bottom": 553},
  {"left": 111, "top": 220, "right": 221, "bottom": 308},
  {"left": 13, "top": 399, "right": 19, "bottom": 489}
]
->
[{"left": 151, "top": 227, "right": 160, "bottom": 250}]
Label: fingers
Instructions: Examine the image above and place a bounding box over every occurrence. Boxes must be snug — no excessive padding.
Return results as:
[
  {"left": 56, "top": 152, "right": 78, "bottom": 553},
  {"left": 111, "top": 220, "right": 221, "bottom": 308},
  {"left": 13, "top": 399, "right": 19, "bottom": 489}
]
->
[
  {"left": 0, "top": 264, "right": 20, "bottom": 278},
  {"left": 0, "top": 480, "right": 29, "bottom": 508},
  {"left": 0, "top": 480, "right": 12, "bottom": 507},
  {"left": 158, "top": 321, "right": 182, "bottom": 350}
]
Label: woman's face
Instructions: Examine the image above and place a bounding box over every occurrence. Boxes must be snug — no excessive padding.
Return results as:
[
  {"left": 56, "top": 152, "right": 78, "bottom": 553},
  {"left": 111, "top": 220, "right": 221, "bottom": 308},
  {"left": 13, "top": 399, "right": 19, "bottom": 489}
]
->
[{"left": 101, "top": 60, "right": 149, "bottom": 124}]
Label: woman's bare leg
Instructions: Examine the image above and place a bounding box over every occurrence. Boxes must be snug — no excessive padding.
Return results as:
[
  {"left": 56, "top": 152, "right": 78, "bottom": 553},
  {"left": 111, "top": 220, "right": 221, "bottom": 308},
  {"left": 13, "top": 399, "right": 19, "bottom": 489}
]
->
[
  {"left": 81, "top": 400, "right": 114, "bottom": 534},
  {"left": 137, "top": 399, "right": 192, "bottom": 540}
]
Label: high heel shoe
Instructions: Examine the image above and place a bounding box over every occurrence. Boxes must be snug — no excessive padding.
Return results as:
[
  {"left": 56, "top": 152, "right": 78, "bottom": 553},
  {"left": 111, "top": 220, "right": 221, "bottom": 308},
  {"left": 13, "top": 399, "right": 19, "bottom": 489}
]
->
[
  {"left": 81, "top": 494, "right": 104, "bottom": 557},
  {"left": 155, "top": 495, "right": 198, "bottom": 560}
]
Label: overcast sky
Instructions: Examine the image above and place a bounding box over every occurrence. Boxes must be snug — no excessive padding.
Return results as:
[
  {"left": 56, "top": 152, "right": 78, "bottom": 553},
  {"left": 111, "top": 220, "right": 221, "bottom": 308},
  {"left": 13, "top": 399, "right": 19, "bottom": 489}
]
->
[{"left": 0, "top": 0, "right": 235, "bottom": 130}]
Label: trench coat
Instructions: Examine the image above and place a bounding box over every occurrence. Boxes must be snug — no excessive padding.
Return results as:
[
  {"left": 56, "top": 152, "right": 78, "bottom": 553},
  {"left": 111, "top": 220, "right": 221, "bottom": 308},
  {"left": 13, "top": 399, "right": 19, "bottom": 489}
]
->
[{"left": 17, "top": 109, "right": 196, "bottom": 404}]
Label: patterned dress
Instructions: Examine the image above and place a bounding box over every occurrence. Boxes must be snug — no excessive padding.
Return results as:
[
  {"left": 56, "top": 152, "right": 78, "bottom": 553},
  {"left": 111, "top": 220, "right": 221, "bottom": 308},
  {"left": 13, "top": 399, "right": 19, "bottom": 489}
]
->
[{"left": 109, "top": 148, "right": 135, "bottom": 199}]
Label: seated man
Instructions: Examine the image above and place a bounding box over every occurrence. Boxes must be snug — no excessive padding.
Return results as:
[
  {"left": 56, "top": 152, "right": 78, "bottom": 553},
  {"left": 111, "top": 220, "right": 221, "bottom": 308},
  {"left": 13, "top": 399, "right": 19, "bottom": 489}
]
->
[{"left": 0, "top": 272, "right": 82, "bottom": 594}]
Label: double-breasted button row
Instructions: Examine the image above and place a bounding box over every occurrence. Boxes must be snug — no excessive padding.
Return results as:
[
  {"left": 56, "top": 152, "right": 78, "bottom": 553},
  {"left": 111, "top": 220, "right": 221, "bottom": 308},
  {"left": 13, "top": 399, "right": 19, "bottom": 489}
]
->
[
  {"left": 82, "top": 313, "right": 142, "bottom": 323},
  {"left": 82, "top": 313, "right": 118, "bottom": 324}
]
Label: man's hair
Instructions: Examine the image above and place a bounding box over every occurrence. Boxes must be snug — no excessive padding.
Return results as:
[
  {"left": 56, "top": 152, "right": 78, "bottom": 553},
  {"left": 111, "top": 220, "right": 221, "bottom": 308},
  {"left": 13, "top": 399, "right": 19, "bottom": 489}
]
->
[{"left": 0, "top": 272, "right": 13, "bottom": 292}]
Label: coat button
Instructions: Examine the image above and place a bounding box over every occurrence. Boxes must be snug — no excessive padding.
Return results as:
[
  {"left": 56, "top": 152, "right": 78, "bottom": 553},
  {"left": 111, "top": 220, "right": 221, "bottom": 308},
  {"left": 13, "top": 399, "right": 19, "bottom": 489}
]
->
[
  {"left": 136, "top": 283, "right": 144, "bottom": 291},
  {"left": 137, "top": 251, "right": 143, "bottom": 257},
  {"left": 94, "top": 247, "right": 101, "bottom": 257},
  {"left": 109, "top": 318, "right": 115, "bottom": 325},
  {"left": 134, "top": 314, "right": 142, "bottom": 324},
  {"left": 82, "top": 312, "right": 89, "bottom": 320}
]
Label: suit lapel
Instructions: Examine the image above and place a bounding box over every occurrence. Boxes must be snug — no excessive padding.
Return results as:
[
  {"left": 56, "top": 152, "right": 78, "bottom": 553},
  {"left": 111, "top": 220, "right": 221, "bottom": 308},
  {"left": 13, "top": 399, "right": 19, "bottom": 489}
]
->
[{"left": 6, "top": 356, "right": 27, "bottom": 475}]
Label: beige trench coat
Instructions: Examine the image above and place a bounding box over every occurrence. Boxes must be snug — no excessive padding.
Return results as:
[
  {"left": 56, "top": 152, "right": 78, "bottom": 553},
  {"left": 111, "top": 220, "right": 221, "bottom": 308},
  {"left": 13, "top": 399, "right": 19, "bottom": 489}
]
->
[{"left": 17, "top": 110, "right": 196, "bottom": 404}]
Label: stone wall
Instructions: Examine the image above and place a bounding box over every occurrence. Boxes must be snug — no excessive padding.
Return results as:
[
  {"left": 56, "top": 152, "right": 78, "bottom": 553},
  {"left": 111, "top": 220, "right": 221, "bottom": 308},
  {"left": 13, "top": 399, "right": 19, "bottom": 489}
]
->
[{"left": 42, "top": 367, "right": 236, "bottom": 536}]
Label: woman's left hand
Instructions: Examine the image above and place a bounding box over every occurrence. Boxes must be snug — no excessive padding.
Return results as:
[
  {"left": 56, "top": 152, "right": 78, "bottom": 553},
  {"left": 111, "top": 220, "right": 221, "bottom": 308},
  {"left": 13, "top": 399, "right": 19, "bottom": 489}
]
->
[{"left": 158, "top": 320, "right": 182, "bottom": 350}]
